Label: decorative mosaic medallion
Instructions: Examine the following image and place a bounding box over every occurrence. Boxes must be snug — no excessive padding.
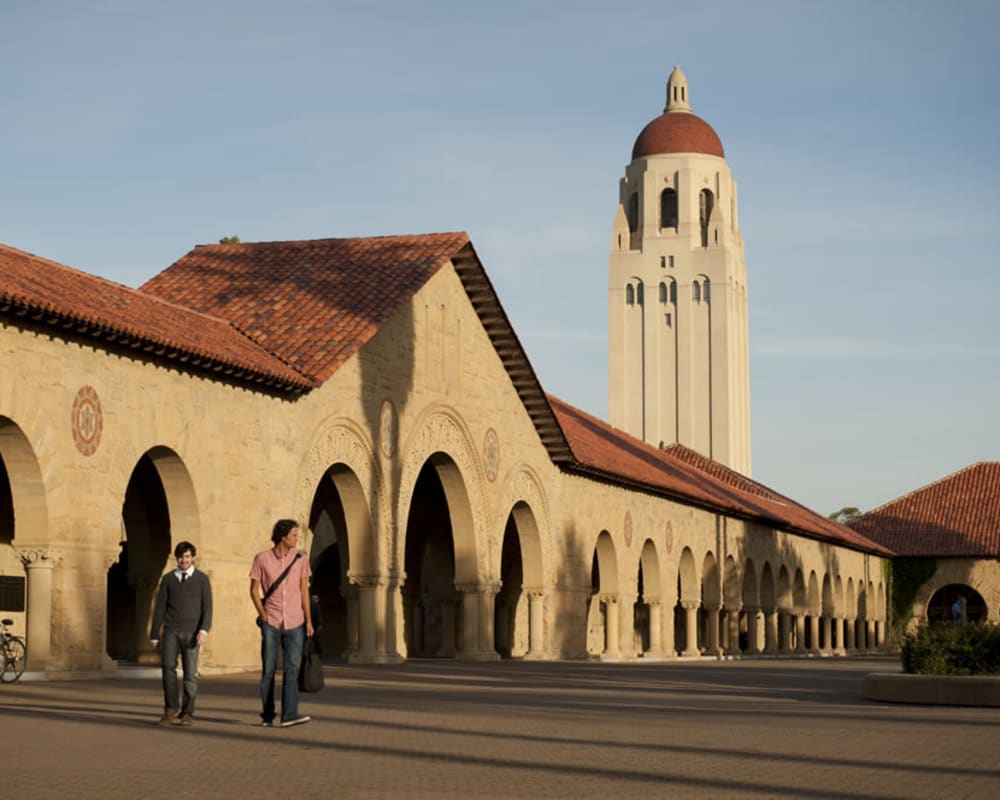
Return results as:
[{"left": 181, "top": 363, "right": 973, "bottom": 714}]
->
[
  {"left": 482, "top": 427, "right": 500, "bottom": 482},
  {"left": 664, "top": 520, "right": 674, "bottom": 554},
  {"left": 623, "top": 511, "right": 633, "bottom": 548},
  {"left": 378, "top": 399, "right": 396, "bottom": 459},
  {"left": 71, "top": 385, "right": 103, "bottom": 456}
]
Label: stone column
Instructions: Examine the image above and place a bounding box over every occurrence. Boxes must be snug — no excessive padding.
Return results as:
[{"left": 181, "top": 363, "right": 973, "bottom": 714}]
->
[
  {"left": 647, "top": 600, "right": 663, "bottom": 658},
  {"left": 344, "top": 583, "right": 359, "bottom": 658},
  {"left": 477, "top": 583, "right": 500, "bottom": 660},
  {"left": 777, "top": 609, "right": 791, "bottom": 653},
  {"left": 602, "top": 595, "right": 621, "bottom": 660},
  {"left": 17, "top": 548, "right": 62, "bottom": 672},
  {"left": 524, "top": 590, "right": 546, "bottom": 660},
  {"left": 456, "top": 584, "right": 479, "bottom": 660},
  {"left": 808, "top": 613, "right": 820, "bottom": 655},
  {"left": 845, "top": 617, "right": 856, "bottom": 652},
  {"left": 725, "top": 607, "right": 741, "bottom": 656},
  {"left": 834, "top": 617, "right": 846, "bottom": 655},
  {"left": 763, "top": 609, "right": 778, "bottom": 654},
  {"left": 745, "top": 606, "right": 761, "bottom": 655},
  {"left": 820, "top": 615, "right": 832, "bottom": 655},
  {"left": 704, "top": 605, "right": 722, "bottom": 657},
  {"left": 347, "top": 574, "right": 383, "bottom": 663},
  {"left": 682, "top": 602, "right": 699, "bottom": 657},
  {"left": 794, "top": 614, "right": 806, "bottom": 654},
  {"left": 865, "top": 619, "right": 875, "bottom": 652}
]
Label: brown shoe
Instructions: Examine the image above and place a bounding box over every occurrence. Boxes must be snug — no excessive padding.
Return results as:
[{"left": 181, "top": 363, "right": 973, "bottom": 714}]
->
[
  {"left": 177, "top": 715, "right": 193, "bottom": 727},
  {"left": 158, "top": 709, "right": 178, "bottom": 725}
]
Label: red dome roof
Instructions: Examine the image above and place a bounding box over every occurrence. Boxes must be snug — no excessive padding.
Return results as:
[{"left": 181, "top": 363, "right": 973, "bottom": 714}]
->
[{"left": 631, "top": 112, "right": 724, "bottom": 160}]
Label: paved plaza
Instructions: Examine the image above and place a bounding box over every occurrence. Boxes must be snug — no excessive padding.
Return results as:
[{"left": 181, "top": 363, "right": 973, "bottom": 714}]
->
[{"left": 3, "top": 656, "right": 998, "bottom": 799}]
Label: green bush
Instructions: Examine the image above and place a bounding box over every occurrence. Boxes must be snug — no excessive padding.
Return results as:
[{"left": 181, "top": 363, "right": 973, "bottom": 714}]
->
[{"left": 901, "top": 622, "right": 1000, "bottom": 676}]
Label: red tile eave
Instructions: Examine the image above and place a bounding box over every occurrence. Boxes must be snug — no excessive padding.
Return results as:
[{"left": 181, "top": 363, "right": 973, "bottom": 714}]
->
[
  {"left": 548, "top": 395, "right": 891, "bottom": 556},
  {"left": 0, "top": 243, "right": 313, "bottom": 392}
]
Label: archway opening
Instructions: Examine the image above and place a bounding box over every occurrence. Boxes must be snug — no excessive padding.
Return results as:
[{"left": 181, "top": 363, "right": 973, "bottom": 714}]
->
[
  {"left": 0, "top": 453, "right": 12, "bottom": 544},
  {"left": 928, "top": 584, "right": 988, "bottom": 623},
  {"left": 402, "top": 461, "right": 458, "bottom": 658},
  {"left": 308, "top": 471, "right": 351, "bottom": 659},
  {"left": 107, "top": 454, "right": 171, "bottom": 663},
  {"left": 494, "top": 514, "right": 523, "bottom": 658}
]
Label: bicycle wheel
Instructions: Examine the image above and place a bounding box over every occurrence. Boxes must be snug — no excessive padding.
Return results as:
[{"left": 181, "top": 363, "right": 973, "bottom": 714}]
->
[{"left": 0, "top": 638, "right": 26, "bottom": 683}]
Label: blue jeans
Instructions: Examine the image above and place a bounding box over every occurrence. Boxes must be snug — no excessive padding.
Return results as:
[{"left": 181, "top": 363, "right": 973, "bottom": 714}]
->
[
  {"left": 259, "top": 622, "right": 305, "bottom": 724},
  {"left": 161, "top": 628, "right": 200, "bottom": 716}
]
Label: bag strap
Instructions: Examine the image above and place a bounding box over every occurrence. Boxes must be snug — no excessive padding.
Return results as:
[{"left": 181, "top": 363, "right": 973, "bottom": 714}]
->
[{"left": 262, "top": 552, "right": 302, "bottom": 603}]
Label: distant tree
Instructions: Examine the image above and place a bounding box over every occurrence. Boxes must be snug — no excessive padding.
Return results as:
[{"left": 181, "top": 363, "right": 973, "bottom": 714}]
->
[
  {"left": 219, "top": 235, "right": 240, "bottom": 244},
  {"left": 828, "top": 506, "right": 862, "bottom": 525}
]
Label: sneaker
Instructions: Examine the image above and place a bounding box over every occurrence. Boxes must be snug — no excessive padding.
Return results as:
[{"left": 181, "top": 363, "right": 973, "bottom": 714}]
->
[
  {"left": 177, "top": 715, "right": 193, "bottom": 727},
  {"left": 259, "top": 720, "right": 274, "bottom": 727},
  {"left": 281, "top": 716, "right": 311, "bottom": 728}
]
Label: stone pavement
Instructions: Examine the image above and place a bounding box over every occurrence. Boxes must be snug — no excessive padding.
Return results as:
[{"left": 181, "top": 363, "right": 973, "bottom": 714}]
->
[{"left": 3, "top": 656, "right": 998, "bottom": 799}]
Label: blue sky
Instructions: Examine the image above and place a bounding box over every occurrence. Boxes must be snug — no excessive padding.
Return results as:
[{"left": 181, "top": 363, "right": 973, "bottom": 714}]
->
[{"left": 3, "top": 0, "right": 998, "bottom": 516}]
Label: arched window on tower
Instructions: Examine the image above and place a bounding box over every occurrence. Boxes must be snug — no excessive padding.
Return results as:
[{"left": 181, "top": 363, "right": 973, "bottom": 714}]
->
[
  {"left": 636, "top": 281, "right": 644, "bottom": 306},
  {"left": 626, "top": 284, "right": 635, "bottom": 305},
  {"left": 699, "top": 189, "right": 714, "bottom": 248},
  {"left": 669, "top": 278, "right": 677, "bottom": 304},
  {"left": 660, "top": 188, "right": 678, "bottom": 230},
  {"left": 692, "top": 281, "right": 701, "bottom": 303},
  {"left": 703, "top": 277, "right": 711, "bottom": 303},
  {"left": 658, "top": 282, "right": 667, "bottom": 304},
  {"left": 627, "top": 193, "right": 639, "bottom": 233}
]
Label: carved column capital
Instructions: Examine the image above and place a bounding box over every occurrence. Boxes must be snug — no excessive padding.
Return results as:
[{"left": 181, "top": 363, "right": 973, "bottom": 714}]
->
[{"left": 15, "top": 547, "right": 63, "bottom": 569}]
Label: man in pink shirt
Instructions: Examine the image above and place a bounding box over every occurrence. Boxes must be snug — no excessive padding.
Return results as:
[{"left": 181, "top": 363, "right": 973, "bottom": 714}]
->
[{"left": 249, "top": 518, "right": 314, "bottom": 727}]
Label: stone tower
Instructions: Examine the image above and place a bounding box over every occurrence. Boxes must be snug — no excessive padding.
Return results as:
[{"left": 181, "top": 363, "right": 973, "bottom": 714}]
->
[{"left": 608, "top": 66, "right": 751, "bottom": 474}]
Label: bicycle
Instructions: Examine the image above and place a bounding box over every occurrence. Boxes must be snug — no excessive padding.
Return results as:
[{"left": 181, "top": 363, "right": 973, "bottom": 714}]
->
[{"left": 1, "top": 618, "right": 27, "bottom": 683}]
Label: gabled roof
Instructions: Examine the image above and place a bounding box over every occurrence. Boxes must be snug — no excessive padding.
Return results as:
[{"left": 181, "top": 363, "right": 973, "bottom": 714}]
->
[
  {"left": 850, "top": 463, "right": 1000, "bottom": 557},
  {"left": 142, "top": 233, "right": 573, "bottom": 462},
  {"left": 141, "top": 233, "right": 469, "bottom": 383},
  {"left": 549, "top": 396, "right": 891, "bottom": 555},
  {"left": 0, "top": 243, "right": 311, "bottom": 393}
]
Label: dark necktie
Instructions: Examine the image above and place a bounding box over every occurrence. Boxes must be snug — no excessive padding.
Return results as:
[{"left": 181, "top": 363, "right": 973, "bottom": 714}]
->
[{"left": 181, "top": 573, "right": 188, "bottom": 583}]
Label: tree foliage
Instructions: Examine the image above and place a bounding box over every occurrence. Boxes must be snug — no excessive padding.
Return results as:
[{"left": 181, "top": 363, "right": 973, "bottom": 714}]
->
[
  {"left": 219, "top": 235, "right": 240, "bottom": 244},
  {"left": 827, "top": 506, "right": 862, "bottom": 525}
]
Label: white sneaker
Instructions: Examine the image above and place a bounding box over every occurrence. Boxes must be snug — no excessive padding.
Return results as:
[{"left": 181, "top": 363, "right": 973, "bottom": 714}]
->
[{"left": 282, "top": 716, "right": 311, "bottom": 728}]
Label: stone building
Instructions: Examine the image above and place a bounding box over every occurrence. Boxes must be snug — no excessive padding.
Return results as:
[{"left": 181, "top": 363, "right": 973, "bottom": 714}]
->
[
  {"left": 0, "top": 69, "right": 891, "bottom": 679},
  {"left": 851, "top": 463, "right": 1000, "bottom": 629}
]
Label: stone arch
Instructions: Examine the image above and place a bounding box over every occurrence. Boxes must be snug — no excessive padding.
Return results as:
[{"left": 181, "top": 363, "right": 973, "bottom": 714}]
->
[
  {"left": 107, "top": 446, "right": 199, "bottom": 664},
  {"left": 639, "top": 539, "right": 662, "bottom": 603},
  {"left": 776, "top": 564, "right": 792, "bottom": 610},
  {"left": 398, "top": 408, "right": 485, "bottom": 582},
  {"left": 702, "top": 552, "right": 721, "bottom": 608},
  {"left": 846, "top": 578, "right": 856, "bottom": 619},
  {"left": 592, "top": 530, "right": 619, "bottom": 595},
  {"left": 759, "top": 562, "right": 776, "bottom": 611},
  {"left": 493, "top": 465, "right": 550, "bottom": 590},
  {"left": 808, "top": 571, "right": 821, "bottom": 613},
  {"left": 833, "top": 575, "right": 844, "bottom": 617},
  {"left": 295, "top": 417, "right": 379, "bottom": 577},
  {"left": 723, "top": 556, "right": 740, "bottom": 608},
  {"left": 494, "top": 499, "right": 545, "bottom": 658},
  {"left": 742, "top": 559, "right": 759, "bottom": 609},
  {"left": 0, "top": 415, "right": 49, "bottom": 545},
  {"left": 793, "top": 569, "right": 807, "bottom": 611},
  {"left": 588, "top": 530, "right": 621, "bottom": 658},
  {"left": 678, "top": 547, "right": 698, "bottom": 605}
]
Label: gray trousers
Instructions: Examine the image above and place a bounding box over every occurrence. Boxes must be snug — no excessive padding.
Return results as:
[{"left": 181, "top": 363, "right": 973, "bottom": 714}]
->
[{"left": 161, "top": 627, "right": 200, "bottom": 716}]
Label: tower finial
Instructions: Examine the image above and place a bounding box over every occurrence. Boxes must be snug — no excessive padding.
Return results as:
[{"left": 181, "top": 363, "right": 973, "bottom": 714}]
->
[{"left": 664, "top": 64, "right": 691, "bottom": 113}]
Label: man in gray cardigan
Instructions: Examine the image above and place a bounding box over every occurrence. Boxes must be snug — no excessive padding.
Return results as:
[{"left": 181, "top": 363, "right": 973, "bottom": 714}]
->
[{"left": 150, "top": 541, "right": 213, "bottom": 726}]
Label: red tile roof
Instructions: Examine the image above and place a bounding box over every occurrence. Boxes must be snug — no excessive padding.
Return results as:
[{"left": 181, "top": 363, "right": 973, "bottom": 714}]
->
[
  {"left": 850, "top": 463, "right": 1000, "bottom": 557},
  {"left": 0, "top": 243, "right": 311, "bottom": 392},
  {"left": 549, "top": 395, "right": 890, "bottom": 555},
  {"left": 632, "top": 112, "right": 725, "bottom": 160},
  {"left": 141, "top": 233, "right": 471, "bottom": 383}
]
